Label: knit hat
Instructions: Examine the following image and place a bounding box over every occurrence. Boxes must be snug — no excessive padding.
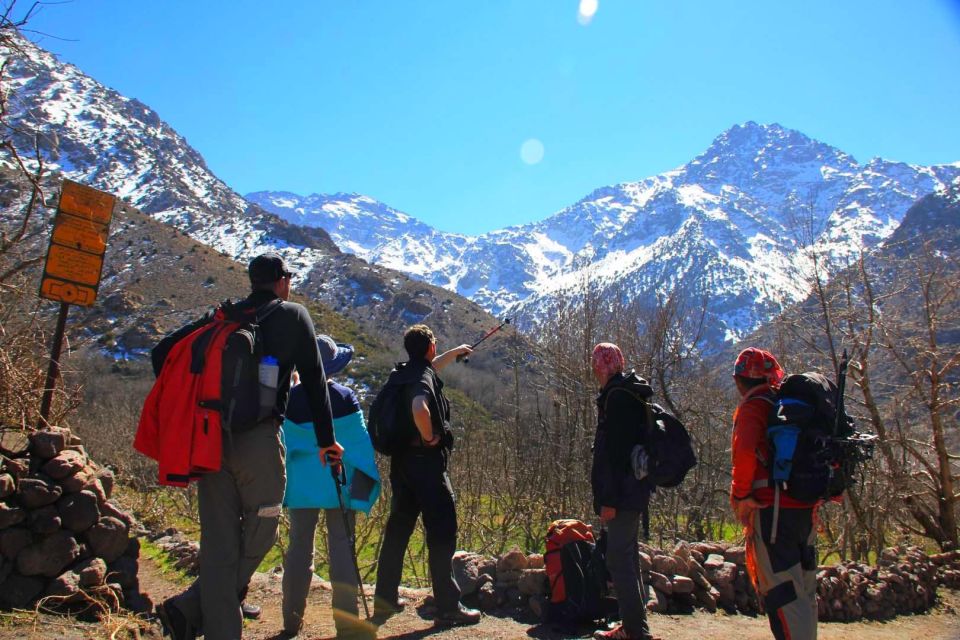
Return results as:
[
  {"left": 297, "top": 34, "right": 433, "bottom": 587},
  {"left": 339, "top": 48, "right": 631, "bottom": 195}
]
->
[
  {"left": 316, "top": 334, "right": 354, "bottom": 377},
  {"left": 733, "top": 347, "right": 784, "bottom": 387},
  {"left": 248, "top": 252, "right": 292, "bottom": 286},
  {"left": 592, "top": 342, "right": 625, "bottom": 381}
]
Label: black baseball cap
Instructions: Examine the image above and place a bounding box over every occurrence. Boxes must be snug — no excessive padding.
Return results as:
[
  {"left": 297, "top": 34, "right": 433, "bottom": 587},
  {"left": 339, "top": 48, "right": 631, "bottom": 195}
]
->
[{"left": 248, "top": 252, "right": 293, "bottom": 286}]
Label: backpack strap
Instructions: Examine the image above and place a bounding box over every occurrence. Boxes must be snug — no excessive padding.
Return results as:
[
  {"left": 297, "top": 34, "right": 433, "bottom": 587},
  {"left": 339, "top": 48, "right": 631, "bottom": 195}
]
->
[{"left": 255, "top": 298, "right": 284, "bottom": 322}]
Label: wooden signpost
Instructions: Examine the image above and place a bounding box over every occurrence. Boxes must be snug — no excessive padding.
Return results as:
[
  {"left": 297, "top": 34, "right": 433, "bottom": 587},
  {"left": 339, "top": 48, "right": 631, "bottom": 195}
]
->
[{"left": 37, "top": 179, "right": 117, "bottom": 427}]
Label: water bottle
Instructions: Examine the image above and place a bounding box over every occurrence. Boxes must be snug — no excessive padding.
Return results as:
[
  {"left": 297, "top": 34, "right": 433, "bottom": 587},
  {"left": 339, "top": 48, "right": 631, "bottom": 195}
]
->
[{"left": 258, "top": 355, "right": 279, "bottom": 418}]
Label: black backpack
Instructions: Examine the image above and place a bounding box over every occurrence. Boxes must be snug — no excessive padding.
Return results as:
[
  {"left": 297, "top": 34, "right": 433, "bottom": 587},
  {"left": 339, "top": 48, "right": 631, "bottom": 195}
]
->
[
  {"left": 766, "top": 372, "right": 856, "bottom": 502},
  {"left": 367, "top": 363, "right": 418, "bottom": 455},
  {"left": 644, "top": 403, "right": 698, "bottom": 488},
  {"left": 612, "top": 373, "right": 697, "bottom": 488},
  {"left": 545, "top": 522, "right": 617, "bottom": 628}
]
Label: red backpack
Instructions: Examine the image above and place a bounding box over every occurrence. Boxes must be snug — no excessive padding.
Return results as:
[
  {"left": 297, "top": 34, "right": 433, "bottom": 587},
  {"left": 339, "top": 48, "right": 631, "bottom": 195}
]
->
[
  {"left": 135, "top": 299, "right": 281, "bottom": 486},
  {"left": 544, "top": 519, "right": 615, "bottom": 626}
]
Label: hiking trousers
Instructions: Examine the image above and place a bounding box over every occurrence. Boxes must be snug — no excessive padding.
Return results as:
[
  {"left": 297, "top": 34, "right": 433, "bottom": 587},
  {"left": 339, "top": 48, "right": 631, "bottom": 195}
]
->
[
  {"left": 750, "top": 506, "right": 817, "bottom": 640},
  {"left": 171, "top": 422, "right": 286, "bottom": 640},
  {"left": 282, "top": 507, "right": 359, "bottom": 636},
  {"left": 605, "top": 509, "right": 652, "bottom": 638},
  {"left": 374, "top": 446, "right": 460, "bottom": 613}
]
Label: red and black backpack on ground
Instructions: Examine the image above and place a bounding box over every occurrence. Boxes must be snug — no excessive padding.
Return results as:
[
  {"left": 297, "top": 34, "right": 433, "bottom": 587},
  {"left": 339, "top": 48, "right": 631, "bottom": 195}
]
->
[{"left": 544, "top": 519, "right": 617, "bottom": 628}]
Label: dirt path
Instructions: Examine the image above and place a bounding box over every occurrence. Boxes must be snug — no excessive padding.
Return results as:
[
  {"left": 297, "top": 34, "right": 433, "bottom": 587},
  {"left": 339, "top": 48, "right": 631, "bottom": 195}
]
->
[{"left": 3, "top": 555, "right": 959, "bottom": 639}]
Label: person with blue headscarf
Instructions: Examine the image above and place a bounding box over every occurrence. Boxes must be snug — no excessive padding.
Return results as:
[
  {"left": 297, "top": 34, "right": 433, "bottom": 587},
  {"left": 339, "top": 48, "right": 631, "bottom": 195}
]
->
[{"left": 280, "top": 335, "right": 381, "bottom": 640}]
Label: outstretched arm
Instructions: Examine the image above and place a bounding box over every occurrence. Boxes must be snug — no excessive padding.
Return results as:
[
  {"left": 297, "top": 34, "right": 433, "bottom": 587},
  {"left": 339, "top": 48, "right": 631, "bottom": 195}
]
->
[{"left": 431, "top": 344, "right": 472, "bottom": 371}]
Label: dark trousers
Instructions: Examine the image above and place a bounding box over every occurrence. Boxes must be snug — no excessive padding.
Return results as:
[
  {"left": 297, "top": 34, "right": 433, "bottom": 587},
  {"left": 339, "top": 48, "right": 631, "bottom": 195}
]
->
[
  {"left": 606, "top": 510, "right": 651, "bottom": 638},
  {"left": 374, "top": 447, "right": 460, "bottom": 613}
]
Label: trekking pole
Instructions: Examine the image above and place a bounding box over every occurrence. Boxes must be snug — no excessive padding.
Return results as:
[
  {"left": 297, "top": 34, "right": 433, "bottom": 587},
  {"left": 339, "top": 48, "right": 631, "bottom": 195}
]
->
[
  {"left": 456, "top": 318, "right": 510, "bottom": 363},
  {"left": 833, "top": 349, "right": 849, "bottom": 437},
  {"left": 329, "top": 457, "right": 371, "bottom": 619}
]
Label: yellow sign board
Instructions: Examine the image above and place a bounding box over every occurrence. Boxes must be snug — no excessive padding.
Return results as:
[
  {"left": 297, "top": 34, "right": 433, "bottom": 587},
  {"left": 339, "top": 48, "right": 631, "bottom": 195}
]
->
[{"left": 39, "top": 179, "right": 116, "bottom": 307}]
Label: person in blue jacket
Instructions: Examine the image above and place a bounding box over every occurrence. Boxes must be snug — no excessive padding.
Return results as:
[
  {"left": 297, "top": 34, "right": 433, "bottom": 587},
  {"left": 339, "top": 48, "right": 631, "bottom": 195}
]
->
[{"left": 280, "top": 335, "right": 381, "bottom": 640}]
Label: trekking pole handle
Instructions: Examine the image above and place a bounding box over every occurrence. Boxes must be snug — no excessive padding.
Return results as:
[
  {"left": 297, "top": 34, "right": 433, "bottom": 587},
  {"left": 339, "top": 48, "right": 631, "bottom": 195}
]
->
[
  {"left": 327, "top": 455, "right": 346, "bottom": 486},
  {"left": 457, "top": 318, "right": 510, "bottom": 363}
]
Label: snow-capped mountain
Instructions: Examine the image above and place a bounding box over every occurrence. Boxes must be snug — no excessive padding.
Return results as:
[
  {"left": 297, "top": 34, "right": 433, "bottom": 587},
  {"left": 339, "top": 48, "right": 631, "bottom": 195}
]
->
[
  {"left": 249, "top": 123, "right": 960, "bottom": 344},
  {"left": 6, "top": 31, "right": 958, "bottom": 351},
  {"left": 2, "top": 33, "right": 504, "bottom": 354}
]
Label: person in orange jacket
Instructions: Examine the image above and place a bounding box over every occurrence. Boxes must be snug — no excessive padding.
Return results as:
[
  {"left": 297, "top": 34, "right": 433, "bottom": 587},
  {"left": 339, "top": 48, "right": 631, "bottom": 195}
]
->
[{"left": 731, "top": 347, "right": 818, "bottom": 640}]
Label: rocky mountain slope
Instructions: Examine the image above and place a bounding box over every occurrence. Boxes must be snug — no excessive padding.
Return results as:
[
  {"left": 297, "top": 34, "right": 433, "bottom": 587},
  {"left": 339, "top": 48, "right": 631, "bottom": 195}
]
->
[{"left": 249, "top": 124, "right": 960, "bottom": 347}]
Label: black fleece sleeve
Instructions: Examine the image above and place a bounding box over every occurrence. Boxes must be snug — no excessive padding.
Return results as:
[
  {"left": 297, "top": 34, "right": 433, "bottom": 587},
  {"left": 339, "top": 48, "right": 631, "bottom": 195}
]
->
[
  {"left": 291, "top": 305, "right": 335, "bottom": 447},
  {"left": 605, "top": 389, "right": 642, "bottom": 476}
]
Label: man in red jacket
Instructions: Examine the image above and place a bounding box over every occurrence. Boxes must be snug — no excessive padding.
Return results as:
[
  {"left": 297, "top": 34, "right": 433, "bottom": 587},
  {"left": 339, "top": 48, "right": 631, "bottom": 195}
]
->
[{"left": 730, "top": 347, "right": 817, "bottom": 640}]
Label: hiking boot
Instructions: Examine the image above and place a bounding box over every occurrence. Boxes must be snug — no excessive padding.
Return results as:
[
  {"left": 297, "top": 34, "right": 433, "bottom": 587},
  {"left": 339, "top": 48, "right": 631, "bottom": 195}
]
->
[
  {"left": 593, "top": 624, "right": 660, "bottom": 640},
  {"left": 370, "top": 596, "right": 406, "bottom": 625},
  {"left": 241, "top": 600, "right": 262, "bottom": 620},
  {"left": 434, "top": 603, "right": 481, "bottom": 626},
  {"left": 156, "top": 599, "right": 196, "bottom": 640}
]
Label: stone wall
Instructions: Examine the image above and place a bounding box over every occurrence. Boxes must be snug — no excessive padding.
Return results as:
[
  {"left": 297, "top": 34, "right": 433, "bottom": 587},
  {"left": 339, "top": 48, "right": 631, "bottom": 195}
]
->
[
  {"left": 454, "top": 539, "right": 960, "bottom": 623},
  {"left": 0, "top": 426, "right": 150, "bottom": 617}
]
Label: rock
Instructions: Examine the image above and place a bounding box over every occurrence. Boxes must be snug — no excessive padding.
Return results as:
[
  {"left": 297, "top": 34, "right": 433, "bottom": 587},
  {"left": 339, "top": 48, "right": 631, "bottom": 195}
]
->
[
  {"left": 477, "top": 581, "right": 498, "bottom": 611},
  {"left": 16, "top": 530, "right": 80, "bottom": 577},
  {"left": 638, "top": 550, "right": 652, "bottom": 572},
  {"left": 0, "top": 573, "right": 45, "bottom": 608},
  {"left": 477, "top": 556, "right": 497, "bottom": 580},
  {"left": 77, "top": 557, "right": 108, "bottom": 587},
  {"left": 526, "top": 553, "right": 544, "bottom": 569},
  {"left": 45, "top": 570, "right": 84, "bottom": 606},
  {"left": 82, "top": 478, "right": 108, "bottom": 505},
  {"left": 0, "top": 430, "right": 30, "bottom": 457},
  {"left": 107, "top": 555, "right": 138, "bottom": 589},
  {"left": 42, "top": 450, "right": 87, "bottom": 480},
  {"left": 28, "top": 505, "right": 61, "bottom": 534},
  {"left": 86, "top": 517, "right": 129, "bottom": 562},
  {"left": 528, "top": 593, "right": 547, "bottom": 621},
  {"left": 517, "top": 568, "right": 549, "bottom": 596},
  {"left": 648, "top": 586, "right": 670, "bottom": 613},
  {"left": 497, "top": 547, "right": 529, "bottom": 573},
  {"left": 709, "top": 561, "right": 738, "bottom": 586},
  {"left": 672, "top": 575, "right": 695, "bottom": 594},
  {"left": 648, "top": 571, "right": 673, "bottom": 594},
  {"left": 723, "top": 546, "right": 746, "bottom": 566},
  {"left": 452, "top": 551, "right": 483, "bottom": 596},
  {"left": 694, "top": 585, "right": 719, "bottom": 613},
  {"left": 57, "top": 490, "right": 100, "bottom": 533},
  {"left": 99, "top": 501, "right": 134, "bottom": 527},
  {"left": 124, "top": 589, "right": 153, "bottom": 614},
  {"left": 495, "top": 569, "right": 523, "bottom": 586},
  {"left": 0, "top": 502, "right": 26, "bottom": 529},
  {"left": 3, "top": 457, "right": 29, "bottom": 481},
  {"left": 29, "top": 427, "right": 70, "bottom": 459},
  {"left": 0, "top": 527, "right": 31, "bottom": 559},
  {"left": 673, "top": 540, "right": 691, "bottom": 561},
  {"left": 652, "top": 554, "right": 680, "bottom": 576},
  {"left": 0, "top": 474, "right": 14, "bottom": 498},
  {"left": 95, "top": 468, "right": 115, "bottom": 499},
  {"left": 59, "top": 469, "right": 93, "bottom": 493},
  {"left": 17, "top": 477, "right": 63, "bottom": 508},
  {"left": 703, "top": 553, "right": 725, "bottom": 570}
]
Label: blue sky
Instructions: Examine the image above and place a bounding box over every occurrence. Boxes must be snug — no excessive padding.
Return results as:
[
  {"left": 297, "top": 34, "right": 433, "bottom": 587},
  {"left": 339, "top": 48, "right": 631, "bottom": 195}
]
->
[{"left": 24, "top": 0, "right": 960, "bottom": 235}]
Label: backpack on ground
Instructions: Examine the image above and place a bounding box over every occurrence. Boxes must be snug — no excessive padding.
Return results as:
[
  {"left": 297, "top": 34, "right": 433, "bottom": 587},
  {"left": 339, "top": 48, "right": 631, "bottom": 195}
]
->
[
  {"left": 367, "top": 363, "right": 418, "bottom": 455},
  {"left": 544, "top": 519, "right": 617, "bottom": 628},
  {"left": 611, "top": 373, "right": 698, "bottom": 489},
  {"left": 766, "top": 370, "right": 858, "bottom": 503},
  {"left": 135, "top": 299, "right": 282, "bottom": 486}
]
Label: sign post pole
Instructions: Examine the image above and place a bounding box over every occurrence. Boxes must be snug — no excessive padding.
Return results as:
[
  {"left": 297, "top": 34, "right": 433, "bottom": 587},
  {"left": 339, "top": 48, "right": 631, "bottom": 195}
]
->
[
  {"left": 37, "top": 302, "right": 70, "bottom": 428},
  {"left": 37, "top": 179, "right": 116, "bottom": 429}
]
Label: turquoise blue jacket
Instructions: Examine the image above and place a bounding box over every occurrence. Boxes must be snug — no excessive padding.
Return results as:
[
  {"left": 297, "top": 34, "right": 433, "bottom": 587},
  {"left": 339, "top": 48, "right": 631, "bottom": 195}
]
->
[{"left": 281, "top": 380, "right": 381, "bottom": 512}]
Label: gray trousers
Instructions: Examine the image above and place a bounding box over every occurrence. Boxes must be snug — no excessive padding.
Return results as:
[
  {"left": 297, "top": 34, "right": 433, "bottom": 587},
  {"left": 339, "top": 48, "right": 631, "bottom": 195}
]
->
[
  {"left": 171, "top": 424, "right": 286, "bottom": 640},
  {"left": 282, "top": 507, "right": 359, "bottom": 635},
  {"left": 605, "top": 510, "right": 651, "bottom": 638}
]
